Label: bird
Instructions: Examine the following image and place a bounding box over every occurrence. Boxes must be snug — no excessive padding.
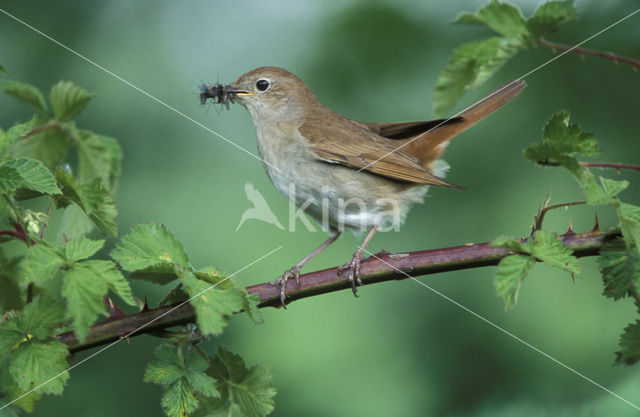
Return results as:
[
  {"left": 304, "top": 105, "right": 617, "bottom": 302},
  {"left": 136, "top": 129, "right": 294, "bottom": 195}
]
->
[
  {"left": 236, "top": 182, "right": 285, "bottom": 231},
  {"left": 202, "top": 66, "right": 525, "bottom": 306}
]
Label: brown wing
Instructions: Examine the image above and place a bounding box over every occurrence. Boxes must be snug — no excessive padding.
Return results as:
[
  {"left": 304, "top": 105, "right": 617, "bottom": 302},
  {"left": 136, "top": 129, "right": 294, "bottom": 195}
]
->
[
  {"left": 364, "top": 117, "right": 464, "bottom": 139},
  {"left": 365, "top": 79, "right": 526, "bottom": 169},
  {"left": 299, "top": 112, "right": 461, "bottom": 188}
]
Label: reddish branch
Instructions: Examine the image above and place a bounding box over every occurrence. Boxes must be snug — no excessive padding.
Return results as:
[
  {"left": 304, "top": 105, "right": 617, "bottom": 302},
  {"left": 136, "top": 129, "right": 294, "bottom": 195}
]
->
[
  {"left": 540, "top": 39, "right": 640, "bottom": 70},
  {"left": 58, "top": 229, "right": 620, "bottom": 353},
  {"left": 581, "top": 162, "right": 640, "bottom": 172},
  {"left": 537, "top": 160, "right": 640, "bottom": 172}
]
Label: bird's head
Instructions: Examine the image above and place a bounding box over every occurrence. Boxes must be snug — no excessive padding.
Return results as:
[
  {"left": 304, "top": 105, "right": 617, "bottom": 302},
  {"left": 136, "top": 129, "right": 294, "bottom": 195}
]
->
[{"left": 225, "top": 66, "right": 318, "bottom": 123}]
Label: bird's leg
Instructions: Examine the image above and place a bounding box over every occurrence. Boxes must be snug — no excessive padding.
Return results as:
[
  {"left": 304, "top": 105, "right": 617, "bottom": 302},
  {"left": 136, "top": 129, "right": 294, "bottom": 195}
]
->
[
  {"left": 339, "top": 225, "right": 378, "bottom": 296},
  {"left": 273, "top": 229, "right": 341, "bottom": 307}
]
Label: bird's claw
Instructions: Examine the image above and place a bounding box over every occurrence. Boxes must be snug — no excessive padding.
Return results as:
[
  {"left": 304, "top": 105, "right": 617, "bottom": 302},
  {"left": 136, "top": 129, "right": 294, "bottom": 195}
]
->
[
  {"left": 272, "top": 265, "right": 301, "bottom": 308},
  {"left": 338, "top": 253, "right": 363, "bottom": 296}
]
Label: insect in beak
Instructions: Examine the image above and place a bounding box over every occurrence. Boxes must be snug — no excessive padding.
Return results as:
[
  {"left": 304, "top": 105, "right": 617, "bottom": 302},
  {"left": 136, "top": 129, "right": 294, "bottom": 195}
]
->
[{"left": 199, "top": 83, "right": 252, "bottom": 109}]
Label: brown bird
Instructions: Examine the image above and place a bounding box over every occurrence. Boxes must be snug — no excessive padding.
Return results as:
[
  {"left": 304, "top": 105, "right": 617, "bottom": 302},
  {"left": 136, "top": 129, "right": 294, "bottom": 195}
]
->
[{"left": 205, "top": 67, "right": 525, "bottom": 305}]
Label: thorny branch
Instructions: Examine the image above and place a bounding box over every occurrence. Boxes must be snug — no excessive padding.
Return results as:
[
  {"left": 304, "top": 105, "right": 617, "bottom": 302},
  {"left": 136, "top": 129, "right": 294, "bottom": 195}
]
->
[
  {"left": 540, "top": 39, "right": 640, "bottom": 70},
  {"left": 58, "top": 229, "right": 621, "bottom": 353}
]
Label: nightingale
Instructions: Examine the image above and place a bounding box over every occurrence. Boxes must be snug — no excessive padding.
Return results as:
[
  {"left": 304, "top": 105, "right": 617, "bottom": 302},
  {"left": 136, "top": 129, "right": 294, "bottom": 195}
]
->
[{"left": 201, "top": 66, "right": 525, "bottom": 306}]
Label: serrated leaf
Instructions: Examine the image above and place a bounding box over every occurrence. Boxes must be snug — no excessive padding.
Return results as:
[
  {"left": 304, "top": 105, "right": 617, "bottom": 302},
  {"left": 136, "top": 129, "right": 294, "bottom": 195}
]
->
[
  {"left": 0, "top": 158, "right": 60, "bottom": 195},
  {"left": 618, "top": 203, "right": 640, "bottom": 253},
  {"left": 580, "top": 171, "right": 622, "bottom": 206},
  {"left": 179, "top": 270, "right": 245, "bottom": 336},
  {"left": 526, "top": 0, "right": 576, "bottom": 38},
  {"left": 494, "top": 254, "right": 535, "bottom": 308},
  {"left": 525, "top": 110, "right": 599, "bottom": 178},
  {"left": 9, "top": 340, "right": 69, "bottom": 395},
  {"left": 0, "top": 355, "right": 43, "bottom": 413},
  {"left": 22, "top": 243, "right": 65, "bottom": 285},
  {"left": 455, "top": 0, "right": 530, "bottom": 39},
  {"left": 0, "top": 164, "right": 23, "bottom": 194},
  {"left": 491, "top": 235, "right": 532, "bottom": 253},
  {"left": 64, "top": 237, "right": 104, "bottom": 262},
  {"left": 532, "top": 231, "right": 580, "bottom": 274},
  {"left": 49, "top": 81, "right": 93, "bottom": 122},
  {"left": 617, "top": 320, "right": 640, "bottom": 365},
  {"left": 56, "top": 168, "right": 118, "bottom": 236},
  {"left": 0, "top": 79, "right": 48, "bottom": 113},
  {"left": 11, "top": 122, "right": 69, "bottom": 170},
  {"left": 433, "top": 36, "right": 522, "bottom": 116},
  {"left": 0, "top": 117, "right": 39, "bottom": 158},
  {"left": 162, "top": 379, "right": 200, "bottom": 417},
  {"left": 20, "top": 296, "right": 65, "bottom": 340},
  {"left": 203, "top": 346, "right": 276, "bottom": 417},
  {"left": 61, "top": 264, "right": 108, "bottom": 341},
  {"left": 75, "top": 130, "right": 122, "bottom": 191},
  {"left": 145, "top": 344, "right": 219, "bottom": 417},
  {"left": 82, "top": 259, "right": 136, "bottom": 306},
  {"left": 111, "top": 223, "right": 190, "bottom": 273},
  {"left": 0, "top": 313, "right": 27, "bottom": 356},
  {"left": 195, "top": 270, "right": 263, "bottom": 325},
  {"left": 598, "top": 239, "right": 640, "bottom": 301}
]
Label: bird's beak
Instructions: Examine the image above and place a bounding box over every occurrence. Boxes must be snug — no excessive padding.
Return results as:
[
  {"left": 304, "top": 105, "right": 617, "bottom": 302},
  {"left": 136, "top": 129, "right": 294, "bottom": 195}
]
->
[{"left": 225, "top": 85, "right": 253, "bottom": 97}]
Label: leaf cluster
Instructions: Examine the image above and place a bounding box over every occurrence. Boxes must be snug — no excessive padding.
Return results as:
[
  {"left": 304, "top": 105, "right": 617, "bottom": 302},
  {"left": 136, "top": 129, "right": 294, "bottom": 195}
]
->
[
  {"left": 0, "top": 72, "right": 270, "bottom": 416},
  {"left": 433, "top": 0, "right": 576, "bottom": 115}
]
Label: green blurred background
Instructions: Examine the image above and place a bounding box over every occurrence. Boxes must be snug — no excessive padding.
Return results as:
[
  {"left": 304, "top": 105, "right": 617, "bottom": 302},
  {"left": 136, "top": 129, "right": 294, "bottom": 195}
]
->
[{"left": 1, "top": 0, "right": 640, "bottom": 415}]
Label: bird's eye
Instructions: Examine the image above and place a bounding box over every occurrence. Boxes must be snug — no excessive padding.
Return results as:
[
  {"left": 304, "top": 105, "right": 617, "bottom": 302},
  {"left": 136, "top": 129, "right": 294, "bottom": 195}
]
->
[{"left": 256, "top": 79, "right": 270, "bottom": 91}]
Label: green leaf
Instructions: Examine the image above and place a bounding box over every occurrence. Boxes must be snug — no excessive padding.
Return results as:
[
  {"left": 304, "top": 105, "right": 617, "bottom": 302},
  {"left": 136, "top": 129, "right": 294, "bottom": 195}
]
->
[
  {"left": 203, "top": 346, "right": 276, "bottom": 417},
  {"left": 0, "top": 158, "right": 60, "bottom": 196},
  {"left": 0, "top": 313, "right": 27, "bottom": 356},
  {"left": 0, "top": 117, "right": 39, "bottom": 159},
  {"left": 580, "top": 171, "right": 628, "bottom": 206},
  {"left": 9, "top": 340, "right": 69, "bottom": 395},
  {"left": 11, "top": 121, "right": 70, "bottom": 170},
  {"left": 433, "top": 36, "right": 522, "bottom": 116},
  {"left": 145, "top": 344, "right": 219, "bottom": 417},
  {"left": 526, "top": 0, "right": 576, "bottom": 38},
  {"left": 49, "top": 81, "right": 93, "bottom": 122},
  {"left": 22, "top": 243, "right": 65, "bottom": 285},
  {"left": 524, "top": 110, "right": 600, "bottom": 178},
  {"left": 58, "top": 204, "right": 95, "bottom": 240},
  {"left": 0, "top": 353, "right": 43, "bottom": 413},
  {"left": 82, "top": 259, "right": 136, "bottom": 306},
  {"left": 111, "top": 223, "right": 190, "bottom": 273},
  {"left": 196, "top": 268, "right": 263, "bottom": 325},
  {"left": 494, "top": 254, "right": 535, "bottom": 308},
  {"left": 491, "top": 235, "right": 532, "bottom": 253},
  {"left": 0, "top": 164, "right": 22, "bottom": 195},
  {"left": 598, "top": 239, "right": 640, "bottom": 301},
  {"left": 56, "top": 168, "right": 118, "bottom": 236},
  {"left": 179, "top": 270, "right": 245, "bottom": 336},
  {"left": 455, "top": 0, "right": 530, "bottom": 39},
  {"left": 0, "top": 64, "right": 7, "bottom": 75},
  {"left": 61, "top": 263, "right": 108, "bottom": 341},
  {"left": 617, "top": 320, "right": 640, "bottom": 365},
  {"left": 75, "top": 130, "right": 122, "bottom": 191},
  {"left": 532, "top": 230, "right": 580, "bottom": 274},
  {"left": 20, "top": 296, "right": 66, "bottom": 340},
  {"left": 0, "top": 79, "right": 48, "bottom": 114},
  {"left": 64, "top": 237, "right": 104, "bottom": 262},
  {"left": 618, "top": 203, "right": 640, "bottom": 252}
]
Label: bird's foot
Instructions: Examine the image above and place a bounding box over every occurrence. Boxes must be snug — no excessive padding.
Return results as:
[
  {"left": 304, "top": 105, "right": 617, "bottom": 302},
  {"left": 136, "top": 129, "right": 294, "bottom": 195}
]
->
[
  {"left": 338, "top": 252, "right": 363, "bottom": 296},
  {"left": 271, "top": 265, "right": 301, "bottom": 308}
]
